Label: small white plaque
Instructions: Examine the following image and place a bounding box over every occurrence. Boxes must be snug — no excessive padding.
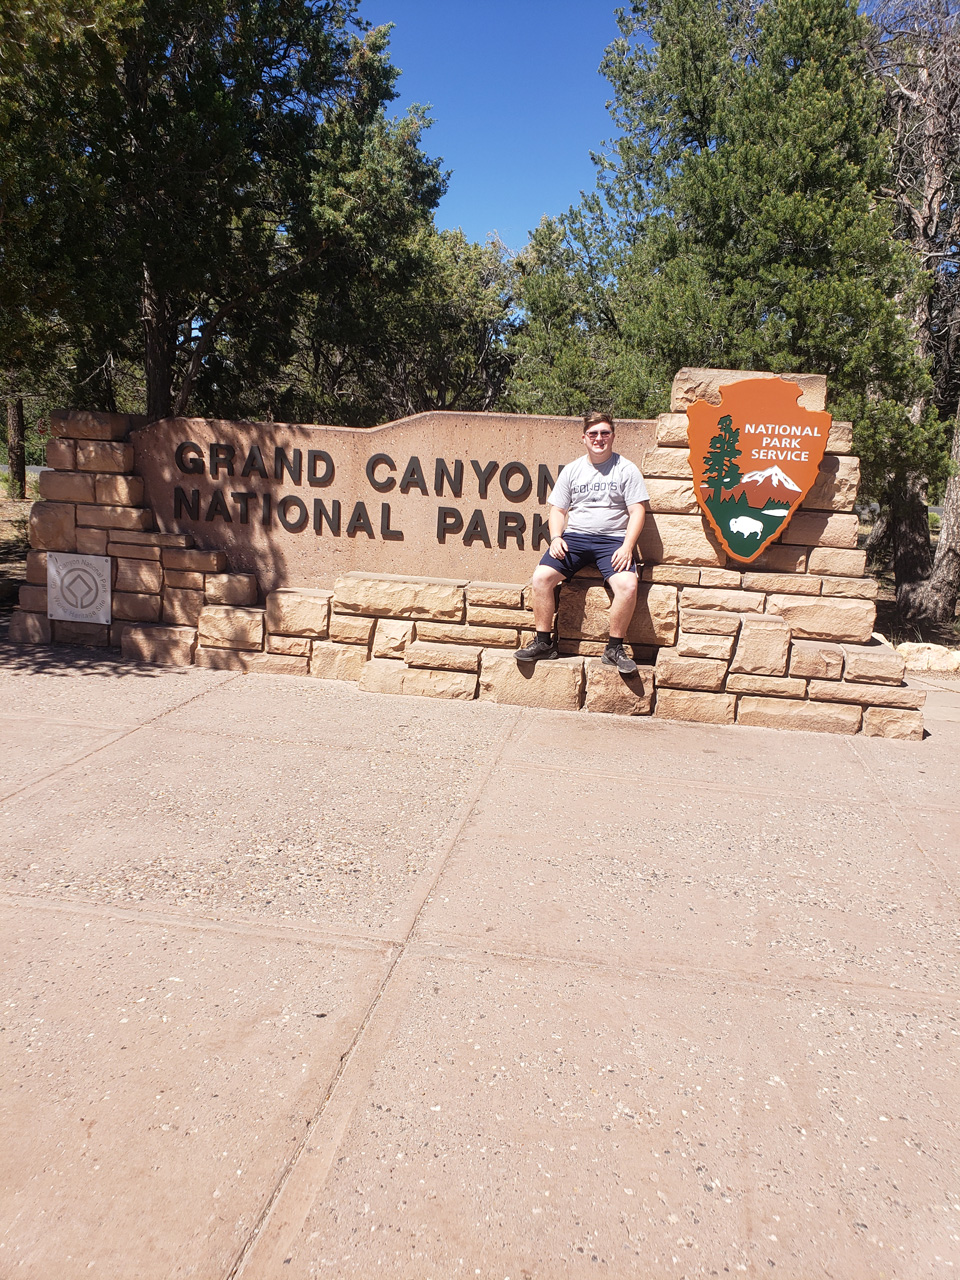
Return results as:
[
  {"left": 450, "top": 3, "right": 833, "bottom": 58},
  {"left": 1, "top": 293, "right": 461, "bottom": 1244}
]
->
[{"left": 47, "top": 553, "right": 112, "bottom": 625}]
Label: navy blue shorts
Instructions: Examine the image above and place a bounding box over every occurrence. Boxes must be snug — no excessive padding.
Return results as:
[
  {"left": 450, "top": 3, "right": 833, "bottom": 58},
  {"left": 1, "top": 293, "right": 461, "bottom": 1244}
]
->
[{"left": 538, "top": 532, "right": 637, "bottom": 582}]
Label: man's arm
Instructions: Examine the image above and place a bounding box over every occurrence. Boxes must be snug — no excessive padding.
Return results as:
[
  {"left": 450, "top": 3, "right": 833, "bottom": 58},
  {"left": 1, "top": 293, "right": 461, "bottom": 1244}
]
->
[
  {"left": 611, "top": 502, "right": 647, "bottom": 572},
  {"left": 548, "top": 505, "right": 569, "bottom": 559}
]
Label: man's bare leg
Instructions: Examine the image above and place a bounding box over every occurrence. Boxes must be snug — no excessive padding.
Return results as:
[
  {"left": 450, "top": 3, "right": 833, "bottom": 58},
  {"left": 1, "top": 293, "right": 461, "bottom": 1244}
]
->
[
  {"left": 530, "top": 564, "right": 565, "bottom": 632},
  {"left": 606, "top": 571, "right": 639, "bottom": 637}
]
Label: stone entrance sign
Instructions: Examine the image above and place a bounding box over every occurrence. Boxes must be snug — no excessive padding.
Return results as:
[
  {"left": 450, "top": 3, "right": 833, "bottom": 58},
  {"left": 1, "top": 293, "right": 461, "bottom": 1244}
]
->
[
  {"left": 12, "top": 370, "right": 926, "bottom": 739},
  {"left": 132, "top": 412, "right": 658, "bottom": 591}
]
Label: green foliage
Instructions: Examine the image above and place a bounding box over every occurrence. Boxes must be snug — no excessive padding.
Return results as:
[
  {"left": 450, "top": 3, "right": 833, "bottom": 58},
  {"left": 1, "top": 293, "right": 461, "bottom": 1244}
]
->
[
  {"left": 503, "top": 0, "right": 949, "bottom": 510},
  {"left": 3, "top": 1, "right": 479, "bottom": 423}
]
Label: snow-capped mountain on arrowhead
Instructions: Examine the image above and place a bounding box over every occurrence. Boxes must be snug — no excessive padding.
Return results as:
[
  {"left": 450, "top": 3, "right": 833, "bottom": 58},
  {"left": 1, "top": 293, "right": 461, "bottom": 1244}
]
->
[{"left": 726, "top": 465, "right": 803, "bottom": 507}]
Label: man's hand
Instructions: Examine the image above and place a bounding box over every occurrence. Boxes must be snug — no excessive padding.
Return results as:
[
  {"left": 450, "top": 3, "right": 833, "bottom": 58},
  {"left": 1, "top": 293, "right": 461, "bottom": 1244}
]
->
[
  {"left": 611, "top": 542, "right": 635, "bottom": 573},
  {"left": 549, "top": 534, "right": 568, "bottom": 560}
]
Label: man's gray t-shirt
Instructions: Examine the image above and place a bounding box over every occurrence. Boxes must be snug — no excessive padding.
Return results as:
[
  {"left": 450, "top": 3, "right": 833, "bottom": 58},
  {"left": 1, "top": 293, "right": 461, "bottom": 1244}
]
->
[{"left": 547, "top": 453, "right": 650, "bottom": 538}]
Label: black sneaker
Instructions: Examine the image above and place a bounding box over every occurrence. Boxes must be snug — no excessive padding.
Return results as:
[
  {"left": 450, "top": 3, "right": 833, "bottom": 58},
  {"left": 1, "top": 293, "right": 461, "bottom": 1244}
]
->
[
  {"left": 602, "top": 642, "right": 638, "bottom": 675},
  {"left": 515, "top": 636, "right": 558, "bottom": 662}
]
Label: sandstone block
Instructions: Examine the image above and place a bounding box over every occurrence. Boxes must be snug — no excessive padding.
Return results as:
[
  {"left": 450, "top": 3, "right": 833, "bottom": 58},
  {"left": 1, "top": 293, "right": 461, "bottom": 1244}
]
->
[
  {"left": 267, "top": 633, "right": 312, "bottom": 656},
  {"left": 654, "top": 688, "right": 737, "bottom": 725},
  {"left": 19, "top": 584, "right": 47, "bottom": 612},
  {"left": 895, "top": 642, "right": 960, "bottom": 673},
  {"left": 333, "top": 573, "right": 465, "bottom": 621},
  {"left": 467, "top": 605, "right": 532, "bottom": 628},
  {"left": 677, "top": 631, "right": 736, "bottom": 661},
  {"left": 108, "top": 542, "right": 160, "bottom": 561},
  {"left": 204, "top": 573, "right": 258, "bottom": 606},
  {"left": 466, "top": 581, "right": 524, "bottom": 609},
  {"left": 655, "top": 649, "right": 728, "bottom": 692},
  {"left": 162, "top": 547, "right": 228, "bottom": 573},
  {"left": 742, "top": 572, "right": 821, "bottom": 596},
  {"left": 25, "top": 551, "right": 47, "bottom": 584},
  {"left": 75, "top": 440, "right": 134, "bottom": 473},
  {"left": 802, "top": 455, "right": 860, "bottom": 512},
  {"left": 53, "top": 619, "right": 109, "bottom": 646},
  {"left": 808, "top": 680, "right": 925, "bottom": 710},
  {"left": 699, "top": 568, "right": 742, "bottom": 588},
  {"left": 820, "top": 575, "right": 878, "bottom": 599},
  {"left": 404, "top": 640, "right": 481, "bottom": 673},
  {"left": 789, "top": 639, "right": 845, "bottom": 681},
  {"left": 641, "top": 564, "right": 701, "bottom": 586},
  {"left": 76, "top": 504, "right": 153, "bottom": 532},
  {"left": 826, "top": 421, "right": 853, "bottom": 454},
  {"left": 112, "top": 591, "right": 161, "bottom": 623},
  {"left": 372, "top": 618, "right": 416, "bottom": 658},
  {"left": 842, "top": 643, "right": 906, "bottom": 685},
  {"left": 163, "top": 588, "right": 205, "bottom": 626},
  {"left": 681, "top": 587, "right": 766, "bottom": 614},
  {"left": 765, "top": 594, "right": 875, "bottom": 643},
  {"left": 39, "top": 470, "right": 96, "bottom": 503},
  {"left": 95, "top": 474, "right": 144, "bottom": 506},
  {"left": 584, "top": 660, "right": 655, "bottom": 715},
  {"left": 9, "top": 611, "right": 51, "bottom": 644},
  {"left": 805, "top": 547, "right": 867, "bottom": 578},
  {"left": 730, "top": 614, "right": 790, "bottom": 676},
  {"left": 639, "top": 514, "right": 725, "bottom": 567},
  {"left": 108, "top": 623, "right": 125, "bottom": 647},
  {"left": 198, "top": 605, "right": 265, "bottom": 651},
  {"left": 645, "top": 478, "right": 700, "bottom": 515},
  {"left": 115, "top": 558, "right": 163, "bottom": 594},
  {"left": 862, "top": 707, "right": 924, "bottom": 741},
  {"left": 670, "top": 368, "right": 827, "bottom": 413},
  {"left": 309, "top": 640, "right": 368, "bottom": 681},
  {"left": 195, "top": 648, "right": 304, "bottom": 675},
  {"left": 46, "top": 438, "right": 75, "bottom": 470},
  {"left": 265, "top": 587, "right": 331, "bottom": 638},
  {"left": 30, "top": 502, "right": 76, "bottom": 551},
  {"left": 121, "top": 624, "right": 197, "bottom": 667},
  {"left": 781, "top": 511, "right": 858, "bottom": 549},
  {"left": 726, "top": 673, "right": 807, "bottom": 698},
  {"left": 111, "top": 530, "right": 193, "bottom": 547},
  {"left": 737, "top": 696, "right": 861, "bottom": 734},
  {"left": 50, "top": 409, "right": 133, "bottom": 440},
  {"left": 478, "top": 649, "right": 585, "bottom": 710},
  {"left": 640, "top": 446, "right": 692, "bottom": 478},
  {"left": 329, "top": 613, "right": 375, "bottom": 646},
  {"left": 76, "top": 529, "right": 108, "bottom": 555},
  {"left": 358, "top": 657, "right": 407, "bottom": 695},
  {"left": 400, "top": 667, "right": 478, "bottom": 700},
  {"left": 679, "top": 609, "right": 741, "bottom": 636},
  {"left": 655, "top": 412, "right": 689, "bottom": 447},
  {"left": 415, "top": 620, "right": 518, "bottom": 648},
  {"left": 164, "top": 570, "right": 203, "bottom": 590},
  {"left": 749, "top": 544, "right": 808, "bottom": 574},
  {"left": 558, "top": 582, "right": 678, "bottom": 646}
]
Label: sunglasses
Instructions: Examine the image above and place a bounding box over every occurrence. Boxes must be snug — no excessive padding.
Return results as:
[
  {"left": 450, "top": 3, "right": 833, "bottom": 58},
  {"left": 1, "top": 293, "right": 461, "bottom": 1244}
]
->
[{"left": 585, "top": 430, "right": 613, "bottom": 439}]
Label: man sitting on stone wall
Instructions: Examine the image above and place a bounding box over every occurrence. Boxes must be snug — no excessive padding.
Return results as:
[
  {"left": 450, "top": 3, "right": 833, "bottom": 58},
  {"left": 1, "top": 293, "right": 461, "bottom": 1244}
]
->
[{"left": 515, "top": 411, "right": 649, "bottom": 675}]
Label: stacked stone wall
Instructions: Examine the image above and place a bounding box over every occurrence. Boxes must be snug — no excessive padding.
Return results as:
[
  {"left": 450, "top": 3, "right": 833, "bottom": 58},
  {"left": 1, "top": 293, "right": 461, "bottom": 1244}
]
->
[{"left": 9, "top": 387, "right": 926, "bottom": 740}]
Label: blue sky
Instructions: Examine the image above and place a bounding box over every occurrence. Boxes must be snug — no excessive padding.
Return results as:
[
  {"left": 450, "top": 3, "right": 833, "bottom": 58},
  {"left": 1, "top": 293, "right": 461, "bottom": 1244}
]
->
[{"left": 357, "top": 1, "right": 624, "bottom": 252}]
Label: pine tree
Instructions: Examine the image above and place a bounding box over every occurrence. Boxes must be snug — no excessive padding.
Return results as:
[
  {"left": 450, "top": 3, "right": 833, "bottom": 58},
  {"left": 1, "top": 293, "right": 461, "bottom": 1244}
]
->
[{"left": 702, "top": 415, "right": 743, "bottom": 500}]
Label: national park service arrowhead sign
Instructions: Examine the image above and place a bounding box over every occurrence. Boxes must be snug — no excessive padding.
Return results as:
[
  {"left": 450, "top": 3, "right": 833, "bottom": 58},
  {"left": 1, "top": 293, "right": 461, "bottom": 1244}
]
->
[{"left": 687, "top": 377, "right": 832, "bottom": 563}]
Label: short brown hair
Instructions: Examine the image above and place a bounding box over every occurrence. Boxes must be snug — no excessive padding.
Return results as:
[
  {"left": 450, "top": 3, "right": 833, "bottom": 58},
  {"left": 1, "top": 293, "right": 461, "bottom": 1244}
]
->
[{"left": 583, "top": 411, "right": 614, "bottom": 432}]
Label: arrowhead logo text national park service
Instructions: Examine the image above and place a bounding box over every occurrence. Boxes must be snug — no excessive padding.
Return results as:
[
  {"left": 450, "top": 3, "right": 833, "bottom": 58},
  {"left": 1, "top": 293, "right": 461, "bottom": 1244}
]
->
[{"left": 687, "top": 378, "right": 832, "bottom": 563}]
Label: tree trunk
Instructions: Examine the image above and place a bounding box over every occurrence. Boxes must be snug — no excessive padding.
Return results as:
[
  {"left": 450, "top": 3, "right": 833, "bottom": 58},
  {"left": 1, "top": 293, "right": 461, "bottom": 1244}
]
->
[
  {"left": 143, "top": 265, "right": 175, "bottom": 422},
  {"left": 864, "top": 507, "right": 891, "bottom": 571},
  {"left": 913, "top": 407, "right": 960, "bottom": 623},
  {"left": 892, "top": 473, "right": 935, "bottom": 617},
  {"left": 6, "top": 397, "right": 26, "bottom": 500}
]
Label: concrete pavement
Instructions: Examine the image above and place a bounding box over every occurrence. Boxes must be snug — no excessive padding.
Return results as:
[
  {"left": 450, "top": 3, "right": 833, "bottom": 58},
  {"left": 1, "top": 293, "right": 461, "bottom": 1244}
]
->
[{"left": 1, "top": 638, "right": 958, "bottom": 1278}]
